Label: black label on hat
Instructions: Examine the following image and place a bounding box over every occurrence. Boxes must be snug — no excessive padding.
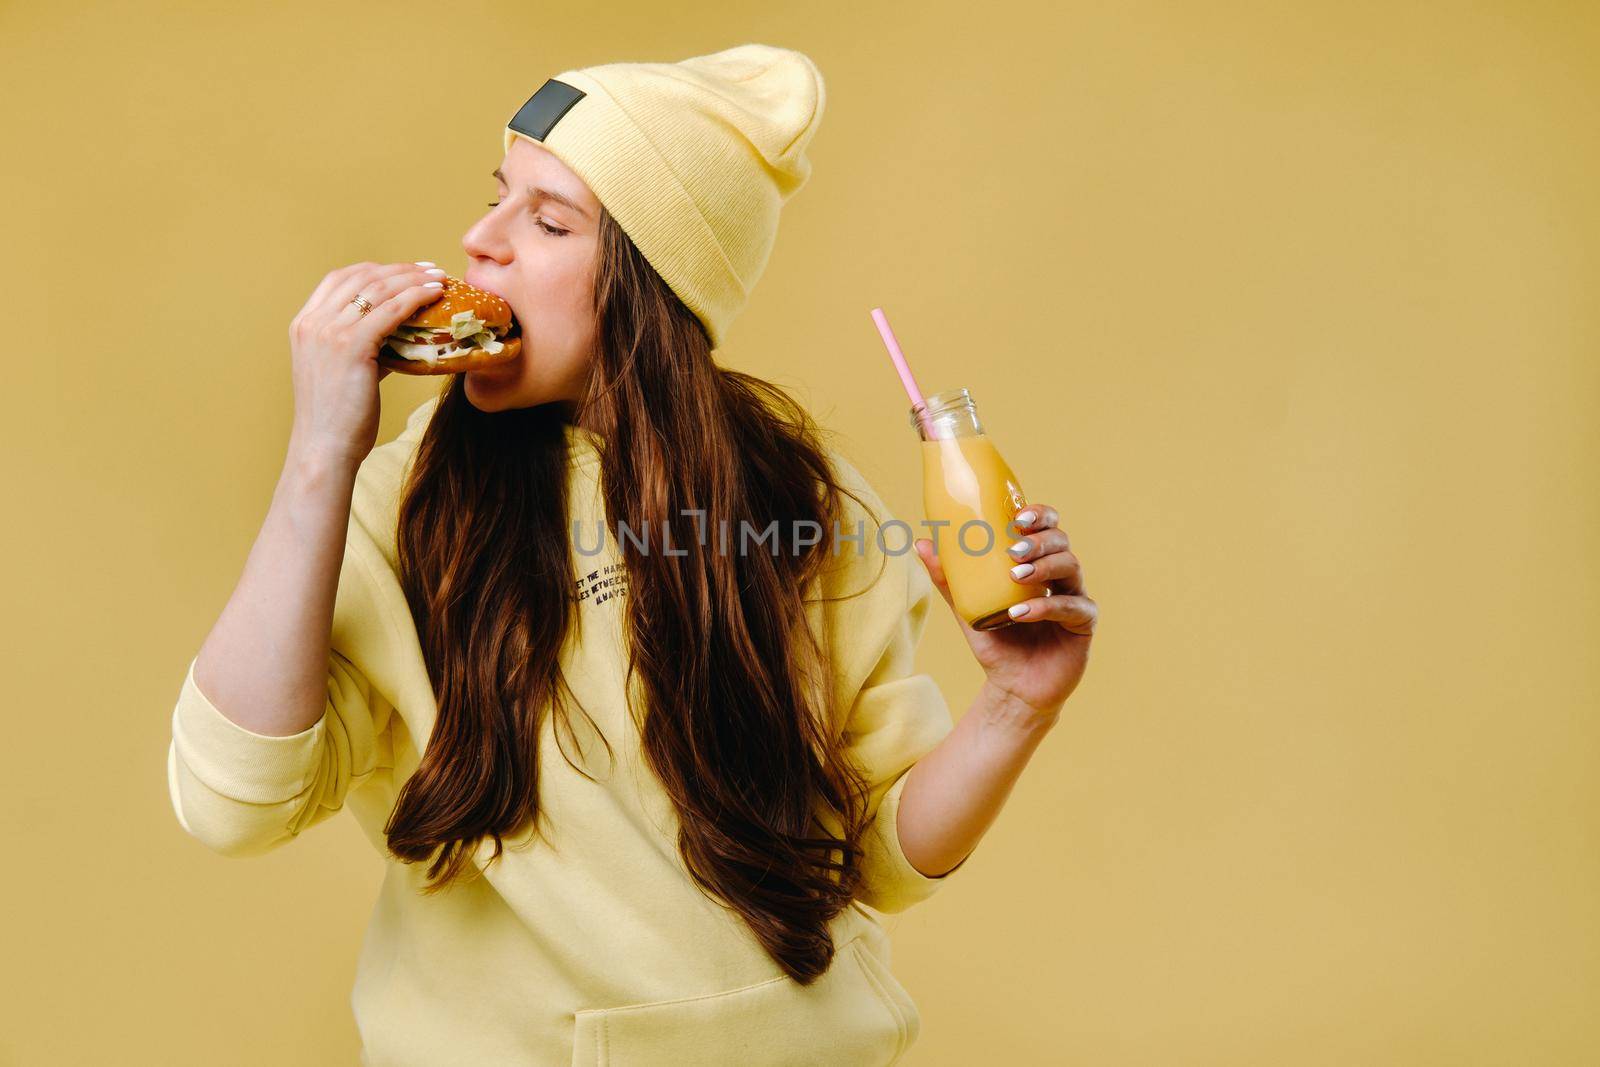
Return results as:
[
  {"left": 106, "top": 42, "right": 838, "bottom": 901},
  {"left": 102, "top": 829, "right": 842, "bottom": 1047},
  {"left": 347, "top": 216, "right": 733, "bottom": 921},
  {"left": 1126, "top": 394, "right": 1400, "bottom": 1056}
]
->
[{"left": 508, "top": 79, "right": 585, "bottom": 142}]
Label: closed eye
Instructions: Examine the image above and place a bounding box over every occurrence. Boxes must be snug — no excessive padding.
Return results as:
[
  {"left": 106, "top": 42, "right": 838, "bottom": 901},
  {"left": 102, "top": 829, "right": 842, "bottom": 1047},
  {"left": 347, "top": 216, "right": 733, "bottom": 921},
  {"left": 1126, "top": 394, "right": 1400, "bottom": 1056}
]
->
[{"left": 486, "top": 202, "right": 570, "bottom": 237}]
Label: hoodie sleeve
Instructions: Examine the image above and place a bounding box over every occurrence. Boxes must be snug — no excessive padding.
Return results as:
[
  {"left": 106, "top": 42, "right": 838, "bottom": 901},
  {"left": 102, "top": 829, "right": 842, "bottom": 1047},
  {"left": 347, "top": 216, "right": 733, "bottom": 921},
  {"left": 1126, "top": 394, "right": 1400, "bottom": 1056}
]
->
[
  {"left": 823, "top": 454, "right": 974, "bottom": 914},
  {"left": 166, "top": 530, "right": 391, "bottom": 858}
]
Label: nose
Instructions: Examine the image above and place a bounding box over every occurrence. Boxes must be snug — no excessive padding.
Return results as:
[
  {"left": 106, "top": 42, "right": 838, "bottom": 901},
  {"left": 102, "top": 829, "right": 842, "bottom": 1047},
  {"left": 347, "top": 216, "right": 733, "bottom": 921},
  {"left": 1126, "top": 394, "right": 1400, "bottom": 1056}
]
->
[{"left": 462, "top": 205, "right": 511, "bottom": 265}]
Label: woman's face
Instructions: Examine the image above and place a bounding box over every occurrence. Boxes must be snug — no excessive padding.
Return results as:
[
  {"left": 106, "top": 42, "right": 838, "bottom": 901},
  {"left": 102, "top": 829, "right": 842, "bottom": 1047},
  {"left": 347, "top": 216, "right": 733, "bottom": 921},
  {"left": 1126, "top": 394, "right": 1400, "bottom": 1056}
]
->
[{"left": 459, "top": 136, "right": 604, "bottom": 415}]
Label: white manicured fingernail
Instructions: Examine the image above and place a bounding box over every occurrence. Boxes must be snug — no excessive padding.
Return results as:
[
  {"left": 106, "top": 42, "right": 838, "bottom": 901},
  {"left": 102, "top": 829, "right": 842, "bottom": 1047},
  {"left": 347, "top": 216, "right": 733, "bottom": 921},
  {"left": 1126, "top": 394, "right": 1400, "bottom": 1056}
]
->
[
  {"left": 424, "top": 268, "right": 446, "bottom": 276},
  {"left": 1008, "top": 602, "right": 1031, "bottom": 618},
  {"left": 424, "top": 281, "right": 443, "bottom": 288},
  {"left": 1008, "top": 539, "right": 1031, "bottom": 558},
  {"left": 415, "top": 260, "right": 436, "bottom": 267},
  {"left": 1015, "top": 510, "right": 1037, "bottom": 526},
  {"left": 1010, "top": 562, "right": 1035, "bottom": 580}
]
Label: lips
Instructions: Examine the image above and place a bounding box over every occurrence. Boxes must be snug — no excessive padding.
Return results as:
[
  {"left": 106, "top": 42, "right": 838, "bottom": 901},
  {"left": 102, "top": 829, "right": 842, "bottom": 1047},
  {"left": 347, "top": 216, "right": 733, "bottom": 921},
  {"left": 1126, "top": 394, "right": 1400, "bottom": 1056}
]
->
[
  {"left": 464, "top": 273, "right": 507, "bottom": 300},
  {"left": 463, "top": 273, "right": 524, "bottom": 351}
]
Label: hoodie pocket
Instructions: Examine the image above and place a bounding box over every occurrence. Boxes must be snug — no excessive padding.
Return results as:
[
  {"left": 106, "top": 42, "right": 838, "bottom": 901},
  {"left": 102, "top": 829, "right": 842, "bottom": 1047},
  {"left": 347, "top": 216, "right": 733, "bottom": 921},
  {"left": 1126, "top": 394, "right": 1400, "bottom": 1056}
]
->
[{"left": 570, "top": 936, "right": 914, "bottom": 1066}]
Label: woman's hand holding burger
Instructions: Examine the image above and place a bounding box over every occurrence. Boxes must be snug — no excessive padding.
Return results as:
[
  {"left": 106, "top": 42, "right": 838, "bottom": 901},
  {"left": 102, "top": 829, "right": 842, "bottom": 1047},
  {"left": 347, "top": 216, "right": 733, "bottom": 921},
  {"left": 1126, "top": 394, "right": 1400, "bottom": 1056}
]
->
[
  {"left": 287, "top": 260, "right": 447, "bottom": 468},
  {"left": 188, "top": 260, "right": 444, "bottom": 744}
]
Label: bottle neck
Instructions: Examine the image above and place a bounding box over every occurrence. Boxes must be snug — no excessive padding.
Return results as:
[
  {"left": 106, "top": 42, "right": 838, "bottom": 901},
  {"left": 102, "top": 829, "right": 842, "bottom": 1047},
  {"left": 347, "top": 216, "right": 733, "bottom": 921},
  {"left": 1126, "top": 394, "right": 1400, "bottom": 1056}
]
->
[{"left": 912, "top": 388, "right": 984, "bottom": 441}]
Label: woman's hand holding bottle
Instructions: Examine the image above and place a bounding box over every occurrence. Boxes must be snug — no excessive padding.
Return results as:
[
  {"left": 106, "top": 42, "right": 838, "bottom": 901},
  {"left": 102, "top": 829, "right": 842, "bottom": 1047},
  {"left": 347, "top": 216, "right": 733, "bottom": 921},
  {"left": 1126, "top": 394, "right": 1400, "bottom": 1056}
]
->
[{"left": 914, "top": 503, "right": 1097, "bottom": 725}]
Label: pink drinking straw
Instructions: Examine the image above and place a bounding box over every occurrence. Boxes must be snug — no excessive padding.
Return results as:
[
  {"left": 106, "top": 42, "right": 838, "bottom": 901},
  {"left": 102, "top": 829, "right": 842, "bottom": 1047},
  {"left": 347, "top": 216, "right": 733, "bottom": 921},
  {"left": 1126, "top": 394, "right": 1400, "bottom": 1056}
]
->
[{"left": 869, "top": 308, "right": 927, "bottom": 422}]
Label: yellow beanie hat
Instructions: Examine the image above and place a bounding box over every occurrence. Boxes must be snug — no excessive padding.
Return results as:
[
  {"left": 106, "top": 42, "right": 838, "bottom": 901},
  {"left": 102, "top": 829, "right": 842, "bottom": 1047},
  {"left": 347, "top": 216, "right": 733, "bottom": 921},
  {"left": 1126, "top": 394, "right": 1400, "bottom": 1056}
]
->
[{"left": 502, "top": 43, "right": 826, "bottom": 351}]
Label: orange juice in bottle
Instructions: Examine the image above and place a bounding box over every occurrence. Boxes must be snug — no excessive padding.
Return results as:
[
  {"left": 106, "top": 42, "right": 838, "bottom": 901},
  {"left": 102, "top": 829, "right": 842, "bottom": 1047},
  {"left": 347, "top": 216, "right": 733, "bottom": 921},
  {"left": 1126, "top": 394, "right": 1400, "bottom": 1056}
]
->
[{"left": 913, "top": 388, "right": 1049, "bottom": 629}]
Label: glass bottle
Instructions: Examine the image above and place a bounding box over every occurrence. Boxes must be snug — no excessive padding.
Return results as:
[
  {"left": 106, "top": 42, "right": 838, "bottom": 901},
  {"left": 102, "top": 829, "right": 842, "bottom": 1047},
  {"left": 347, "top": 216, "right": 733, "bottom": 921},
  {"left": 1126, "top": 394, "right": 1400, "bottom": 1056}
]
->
[{"left": 911, "top": 388, "right": 1050, "bottom": 630}]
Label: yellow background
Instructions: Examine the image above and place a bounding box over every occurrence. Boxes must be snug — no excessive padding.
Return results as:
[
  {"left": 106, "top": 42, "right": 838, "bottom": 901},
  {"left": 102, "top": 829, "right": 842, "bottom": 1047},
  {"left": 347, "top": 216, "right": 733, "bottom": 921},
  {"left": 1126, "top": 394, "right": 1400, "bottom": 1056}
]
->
[{"left": 3, "top": 1, "right": 1596, "bottom": 1063}]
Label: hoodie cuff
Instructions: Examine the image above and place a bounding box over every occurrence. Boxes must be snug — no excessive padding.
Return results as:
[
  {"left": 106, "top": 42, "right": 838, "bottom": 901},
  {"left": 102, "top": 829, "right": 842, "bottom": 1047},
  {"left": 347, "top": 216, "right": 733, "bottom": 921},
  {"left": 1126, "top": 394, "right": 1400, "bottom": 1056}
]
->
[
  {"left": 868, "top": 767, "right": 972, "bottom": 910},
  {"left": 170, "top": 655, "right": 327, "bottom": 804}
]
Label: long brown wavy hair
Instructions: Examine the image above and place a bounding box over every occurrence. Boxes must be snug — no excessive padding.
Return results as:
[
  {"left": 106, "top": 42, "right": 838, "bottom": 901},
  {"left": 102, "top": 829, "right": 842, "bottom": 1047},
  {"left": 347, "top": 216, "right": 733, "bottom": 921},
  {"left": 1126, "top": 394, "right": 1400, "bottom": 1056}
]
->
[{"left": 381, "top": 204, "right": 891, "bottom": 984}]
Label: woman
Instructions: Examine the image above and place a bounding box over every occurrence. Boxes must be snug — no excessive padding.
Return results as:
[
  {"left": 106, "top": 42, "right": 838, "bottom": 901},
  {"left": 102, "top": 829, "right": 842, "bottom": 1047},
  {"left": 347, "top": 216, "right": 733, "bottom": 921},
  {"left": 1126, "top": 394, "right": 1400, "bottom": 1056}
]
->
[{"left": 166, "top": 44, "right": 1096, "bottom": 1065}]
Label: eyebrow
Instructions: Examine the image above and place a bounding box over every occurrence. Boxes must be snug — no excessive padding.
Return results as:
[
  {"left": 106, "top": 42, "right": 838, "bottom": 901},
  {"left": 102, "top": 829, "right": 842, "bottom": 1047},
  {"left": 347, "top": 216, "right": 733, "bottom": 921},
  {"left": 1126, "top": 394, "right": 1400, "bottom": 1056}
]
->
[{"left": 491, "top": 169, "right": 593, "bottom": 222}]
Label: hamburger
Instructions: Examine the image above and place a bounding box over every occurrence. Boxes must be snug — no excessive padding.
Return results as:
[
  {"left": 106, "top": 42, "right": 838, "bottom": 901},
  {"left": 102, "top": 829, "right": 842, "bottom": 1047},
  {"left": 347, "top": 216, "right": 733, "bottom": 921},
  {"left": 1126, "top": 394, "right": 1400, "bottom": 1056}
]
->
[{"left": 378, "top": 276, "right": 522, "bottom": 375}]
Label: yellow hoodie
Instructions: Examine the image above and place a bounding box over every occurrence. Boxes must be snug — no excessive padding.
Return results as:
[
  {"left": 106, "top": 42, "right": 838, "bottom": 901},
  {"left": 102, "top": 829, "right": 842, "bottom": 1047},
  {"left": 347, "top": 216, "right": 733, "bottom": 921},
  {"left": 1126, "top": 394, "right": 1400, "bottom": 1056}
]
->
[{"left": 166, "top": 397, "right": 966, "bottom": 1065}]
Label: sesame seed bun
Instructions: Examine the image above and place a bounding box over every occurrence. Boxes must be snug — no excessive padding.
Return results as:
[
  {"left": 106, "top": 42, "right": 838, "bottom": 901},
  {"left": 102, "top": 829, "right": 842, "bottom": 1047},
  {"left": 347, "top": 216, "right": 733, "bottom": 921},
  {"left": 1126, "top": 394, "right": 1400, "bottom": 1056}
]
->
[{"left": 378, "top": 275, "right": 522, "bottom": 375}]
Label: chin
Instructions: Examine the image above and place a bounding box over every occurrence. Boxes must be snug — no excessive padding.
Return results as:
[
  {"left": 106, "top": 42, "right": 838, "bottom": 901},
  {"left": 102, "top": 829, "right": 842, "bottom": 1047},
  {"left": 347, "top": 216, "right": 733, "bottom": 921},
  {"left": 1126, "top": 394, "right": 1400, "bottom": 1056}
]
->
[
  {"left": 464, "top": 373, "right": 572, "bottom": 414},
  {"left": 463, "top": 379, "right": 519, "bottom": 413}
]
